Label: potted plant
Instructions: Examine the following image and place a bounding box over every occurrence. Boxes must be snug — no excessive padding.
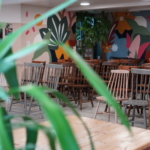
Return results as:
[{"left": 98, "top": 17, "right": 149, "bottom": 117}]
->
[{"left": 76, "top": 11, "right": 111, "bottom": 58}]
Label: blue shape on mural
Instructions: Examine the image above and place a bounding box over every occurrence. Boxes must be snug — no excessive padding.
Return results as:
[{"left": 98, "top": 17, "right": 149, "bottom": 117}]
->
[{"left": 106, "top": 33, "right": 128, "bottom": 60}]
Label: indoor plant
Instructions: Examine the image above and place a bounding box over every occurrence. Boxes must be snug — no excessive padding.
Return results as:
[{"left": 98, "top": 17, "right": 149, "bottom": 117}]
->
[
  {"left": 0, "top": 0, "right": 130, "bottom": 150},
  {"left": 76, "top": 11, "right": 111, "bottom": 57}
]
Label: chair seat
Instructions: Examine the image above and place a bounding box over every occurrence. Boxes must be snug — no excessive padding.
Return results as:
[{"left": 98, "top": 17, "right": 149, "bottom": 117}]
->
[
  {"left": 68, "top": 84, "right": 90, "bottom": 88},
  {"left": 96, "top": 96, "right": 128, "bottom": 102},
  {"left": 58, "top": 82, "right": 74, "bottom": 85},
  {"left": 123, "top": 100, "right": 148, "bottom": 106}
]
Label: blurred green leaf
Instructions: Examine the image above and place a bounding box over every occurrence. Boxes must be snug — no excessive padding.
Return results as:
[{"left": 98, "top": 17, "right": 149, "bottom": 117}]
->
[
  {"left": 0, "top": 107, "right": 14, "bottom": 150},
  {"left": 8, "top": 85, "right": 79, "bottom": 150},
  {"left": 60, "top": 43, "right": 131, "bottom": 131},
  {"left": 0, "top": 88, "right": 9, "bottom": 101},
  {"left": 3, "top": 48, "right": 19, "bottom": 99},
  {"left": 5, "top": 115, "right": 57, "bottom": 150},
  {"left": 3, "top": 40, "right": 49, "bottom": 63}
]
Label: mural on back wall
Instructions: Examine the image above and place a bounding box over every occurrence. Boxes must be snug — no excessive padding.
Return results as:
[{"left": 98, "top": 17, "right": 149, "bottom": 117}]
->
[
  {"left": 32, "top": 9, "right": 76, "bottom": 62},
  {"left": 105, "top": 11, "right": 150, "bottom": 61}
]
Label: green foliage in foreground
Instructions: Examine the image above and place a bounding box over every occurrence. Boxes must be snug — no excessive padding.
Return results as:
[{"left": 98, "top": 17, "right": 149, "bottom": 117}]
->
[{"left": 0, "top": 0, "right": 130, "bottom": 149}]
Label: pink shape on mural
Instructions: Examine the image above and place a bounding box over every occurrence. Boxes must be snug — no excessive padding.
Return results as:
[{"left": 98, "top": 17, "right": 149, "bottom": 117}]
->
[
  {"left": 26, "top": 11, "right": 28, "bottom": 17},
  {"left": 128, "top": 35, "right": 140, "bottom": 58},
  {"left": 138, "top": 42, "right": 150, "bottom": 59},
  {"left": 126, "top": 33, "right": 132, "bottom": 49},
  {"left": 32, "top": 27, "right": 35, "bottom": 32},
  {"left": 26, "top": 30, "right": 29, "bottom": 35},
  {"left": 147, "top": 16, "right": 150, "bottom": 22}
]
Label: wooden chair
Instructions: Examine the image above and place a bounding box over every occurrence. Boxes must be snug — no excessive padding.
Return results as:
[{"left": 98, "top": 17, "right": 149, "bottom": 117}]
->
[
  {"left": 32, "top": 61, "right": 46, "bottom": 84},
  {"left": 67, "top": 67, "right": 94, "bottom": 110},
  {"left": 141, "top": 63, "right": 150, "bottom": 67},
  {"left": 123, "top": 68, "right": 150, "bottom": 129},
  {"left": 94, "top": 70, "right": 129, "bottom": 123},
  {"left": 86, "top": 59, "right": 103, "bottom": 64},
  {"left": 120, "top": 59, "right": 138, "bottom": 66},
  {"left": 100, "top": 61, "right": 119, "bottom": 83},
  {"left": 57, "top": 59, "right": 67, "bottom": 63},
  {"left": 118, "top": 65, "right": 139, "bottom": 71},
  {"left": 84, "top": 57, "right": 90, "bottom": 60},
  {"left": 108, "top": 59, "right": 120, "bottom": 63},
  {"left": 9, "top": 63, "right": 43, "bottom": 115},
  {"left": 58, "top": 62, "right": 76, "bottom": 94}
]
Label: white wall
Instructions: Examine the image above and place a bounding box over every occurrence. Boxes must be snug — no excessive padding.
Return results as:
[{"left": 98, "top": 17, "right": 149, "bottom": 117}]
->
[
  {"left": 0, "top": 4, "right": 21, "bottom": 23},
  {"left": 21, "top": 4, "right": 49, "bottom": 25}
]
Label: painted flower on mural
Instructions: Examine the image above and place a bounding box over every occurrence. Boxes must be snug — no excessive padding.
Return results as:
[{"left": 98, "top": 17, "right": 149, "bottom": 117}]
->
[
  {"left": 40, "top": 15, "right": 70, "bottom": 50},
  {"left": 102, "top": 42, "right": 112, "bottom": 53},
  {"left": 113, "top": 12, "right": 135, "bottom": 34},
  {"left": 111, "top": 44, "right": 118, "bottom": 52}
]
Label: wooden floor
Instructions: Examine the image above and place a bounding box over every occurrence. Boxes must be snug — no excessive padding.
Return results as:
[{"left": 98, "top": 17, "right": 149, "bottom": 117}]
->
[{"left": 1, "top": 95, "right": 148, "bottom": 129}]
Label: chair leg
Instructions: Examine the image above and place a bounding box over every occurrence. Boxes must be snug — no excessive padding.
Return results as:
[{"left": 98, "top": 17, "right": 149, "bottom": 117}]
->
[
  {"left": 93, "top": 101, "right": 100, "bottom": 119},
  {"left": 127, "top": 105, "right": 132, "bottom": 117},
  {"left": 143, "top": 107, "right": 147, "bottom": 129},
  {"left": 132, "top": 106, "right": 136, "bottom": 126},
  {"left": 8, "top": 98, "right": 13, "bottom": 112},
  {"left": 115, "top": 111, "right": 118, "bottom": 123},
  {"left": 104, "top": 104, "right": 108, "bottom": 112},
  {"left": 24, "top": 93, "right": 27, "bottom": 115},
  {"left": 27, "top": 98, "right": 33, "bottom": 115},
  {"left": 80, "top": 101, "right": 82, "bottom": 110},
  {"left": 124, "top": 105, "right": 127, "bottom": 114},
  {"left": 108, "top": 106, "right": 110, "bottom": 122}
]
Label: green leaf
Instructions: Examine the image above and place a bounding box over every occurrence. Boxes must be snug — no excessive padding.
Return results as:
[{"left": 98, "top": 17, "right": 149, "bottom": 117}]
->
[
  {"left": 0, "top": 23, "right": 6, "bottom": 29},
  {"left": 3, "top": 48, "right": 19, "bottom": 99},
  {"left": 23, "top": 117, "right": 38, "bottom": 150},
  {"left": 0, "top": 107, "right": 14, "bottom": 150},
  {"left": 0, "top": 88, "right": 9, "bottom": 101},
  {"left": 5, "top": 115, "right": 57, "bottom": 150},
  {"left": 0, "top": 61, "right": 15, "bottom": 73},
  {"left": 8, "top": 85, "right": 79, "bottom": 150},
  {"left": 47, "top": 89, "right": 95, "bottom": 150},
  {"left": 0, "top": 0, "right": 77, "bottom": 59},
  {"left": 3, "top": 40, "right": 49, "bottom": 63},
  {"left": 60, "top": 43, "right": 131, "bottom": 131}
]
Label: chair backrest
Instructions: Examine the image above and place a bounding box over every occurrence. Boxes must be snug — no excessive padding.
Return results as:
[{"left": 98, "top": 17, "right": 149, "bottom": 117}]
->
[
  {"left": 141, "top": 63, "right": 150, "bottom": 67},
  {"left": 100, "top": 61, "right": 119, "bottom": 81},
  {"left": 43, "top": 64, "right": 62, "bottom": 90},
  {"left": 57, "top": 59, "right": 67, "bottom": 63},
  {"left": 108, "top": 59, "right": 120, "bottom": 63},
  {"left": 21, "top": 62, "right": 43, "bottom": 85},
  {"left": 120, "top": 59, "right": 138, "bottom": 66},
  {"left": 32, "top": 61, "right": 46, "bottom": 81},
  {"left": 0, "top": 74, "right": 8, "bottom": 88},
  {"left": 118, "top": 65, "right": 139, "bottom": 71},
  {"left": 84, "top": 57, "right": 90, "bottom": 60},
  {"left": 108, "top": 70, "right": 129, "bottom": 99},
  {"left": 60, "top": 62, "right": 76, "bottom": 84},
  {"left": 131, "top": 68, "right": 150, "bottom": 100}
]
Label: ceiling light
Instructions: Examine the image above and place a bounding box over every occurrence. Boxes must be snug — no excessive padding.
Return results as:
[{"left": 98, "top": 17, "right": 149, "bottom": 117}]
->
[{"left": 80, "top": 2, "right": 90, "bottom": 6}]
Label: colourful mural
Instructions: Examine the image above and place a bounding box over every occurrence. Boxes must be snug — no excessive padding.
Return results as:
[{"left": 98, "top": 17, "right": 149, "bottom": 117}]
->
[
  {"left": 105, "top": 11, "right": 150, "bottom": 61},
  {"left": 32, "top": 9, "right": 76, "bottom": 62}
]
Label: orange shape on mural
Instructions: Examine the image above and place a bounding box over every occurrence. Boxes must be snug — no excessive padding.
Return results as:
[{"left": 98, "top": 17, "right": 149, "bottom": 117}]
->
[
  {"left": 55, "top": 41, "right": 70, "bottom": 59},
  {"left": 34, "top": 14, "right": 43, "bottom": 26},
  {"left": 102, "top": 42, "right": 112, "bottom": 53},
  {"left": 112, "top": 12, "right": 135, "bottom": 34}
]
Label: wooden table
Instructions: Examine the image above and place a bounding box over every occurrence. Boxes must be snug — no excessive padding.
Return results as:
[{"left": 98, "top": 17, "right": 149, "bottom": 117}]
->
[{"left": 13, "top": 115, "right": 150, "bottom": 150}]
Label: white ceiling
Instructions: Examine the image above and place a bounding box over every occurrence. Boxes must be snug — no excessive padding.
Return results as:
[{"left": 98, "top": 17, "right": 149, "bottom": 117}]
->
[{"left": 2, "top": 0, "right": 150, "bottom": 12}]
